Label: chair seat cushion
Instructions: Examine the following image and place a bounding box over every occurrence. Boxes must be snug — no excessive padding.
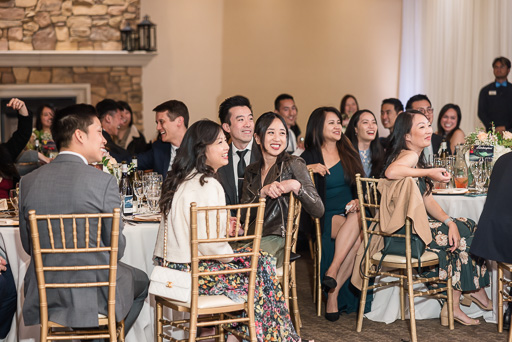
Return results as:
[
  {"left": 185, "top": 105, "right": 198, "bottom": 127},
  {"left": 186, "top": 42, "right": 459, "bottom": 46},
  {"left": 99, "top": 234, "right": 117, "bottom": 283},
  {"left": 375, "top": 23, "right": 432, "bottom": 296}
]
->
[
  {"left": 372, "top": 250, "right": 438, "bottom": 264},
  {"left": 167, "top": 295, "right": 240, "bottom": 309}
]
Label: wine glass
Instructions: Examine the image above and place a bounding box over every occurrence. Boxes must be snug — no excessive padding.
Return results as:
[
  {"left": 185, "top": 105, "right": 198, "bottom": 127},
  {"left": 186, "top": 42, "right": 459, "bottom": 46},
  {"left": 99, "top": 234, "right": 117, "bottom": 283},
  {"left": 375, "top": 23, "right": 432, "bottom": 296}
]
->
[
  {"left": 146, "top": 184, "right": 161, "bottom": 214},
  {"left": 9, "top": 189, "right": 18, "bottom": 216},
  {"left": 133, "top": 180, "right": 144, "bottom": 213}
]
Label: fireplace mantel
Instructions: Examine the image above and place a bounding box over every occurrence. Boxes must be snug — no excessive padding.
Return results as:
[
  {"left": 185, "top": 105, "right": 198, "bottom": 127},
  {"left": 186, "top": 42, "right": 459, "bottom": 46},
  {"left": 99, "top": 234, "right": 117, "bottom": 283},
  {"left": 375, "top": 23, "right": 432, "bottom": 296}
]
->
[{"left": 0, "top": 50, "right": 156, "bottom": 67}]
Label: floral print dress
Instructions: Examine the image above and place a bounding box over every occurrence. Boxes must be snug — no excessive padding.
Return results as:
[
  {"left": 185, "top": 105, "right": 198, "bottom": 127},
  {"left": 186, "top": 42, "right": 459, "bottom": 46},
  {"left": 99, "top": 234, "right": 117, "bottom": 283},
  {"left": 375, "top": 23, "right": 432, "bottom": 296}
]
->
[
  {"left": 157, "top": 247, "right": 300, "bottom": 342},
  {"left": 418, "top": 178, "right": 490, "bottom": 291}
]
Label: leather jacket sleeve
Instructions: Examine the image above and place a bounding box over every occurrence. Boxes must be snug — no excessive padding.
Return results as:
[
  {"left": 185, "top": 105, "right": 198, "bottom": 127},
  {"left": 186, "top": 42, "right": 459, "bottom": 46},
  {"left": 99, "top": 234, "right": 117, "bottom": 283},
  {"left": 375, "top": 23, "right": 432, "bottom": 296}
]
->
[{"left": 287, "top": 157, "right": 324, "bottom": 218}]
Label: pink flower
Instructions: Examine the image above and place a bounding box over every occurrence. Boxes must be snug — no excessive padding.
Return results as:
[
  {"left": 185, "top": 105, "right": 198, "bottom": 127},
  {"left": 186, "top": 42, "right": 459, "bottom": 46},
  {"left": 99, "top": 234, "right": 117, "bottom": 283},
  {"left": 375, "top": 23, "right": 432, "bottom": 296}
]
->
[
  {"left": 503, "top": 131, "right": 512, "bottom": 140},
  {"left": 477, "top": 132, "right": 488, "bottom": 142}
]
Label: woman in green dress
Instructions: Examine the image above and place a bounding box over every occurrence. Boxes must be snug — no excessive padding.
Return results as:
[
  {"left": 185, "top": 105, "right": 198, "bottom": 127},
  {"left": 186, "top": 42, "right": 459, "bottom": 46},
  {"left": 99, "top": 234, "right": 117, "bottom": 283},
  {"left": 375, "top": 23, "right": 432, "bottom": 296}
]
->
[
  {"left": 301, "top": 107, "right": 367, "bottom": 321},
  {"left": 383, "top": 110, "right": 491, "bottom": 326}
]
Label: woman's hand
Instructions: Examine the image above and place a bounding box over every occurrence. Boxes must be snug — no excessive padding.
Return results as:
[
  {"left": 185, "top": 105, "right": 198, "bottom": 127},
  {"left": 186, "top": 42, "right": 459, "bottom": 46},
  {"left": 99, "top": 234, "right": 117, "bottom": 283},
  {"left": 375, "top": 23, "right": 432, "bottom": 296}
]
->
[
  {"left": 228, "top": 217, "right": 244, "bottom": 237},
  {"left": 280, "top": 179, "right": 301, "bottom": 195},
  {"left": 0, "top": 256, "right": 6, "bottom": 274},
  {"left": 447, "top": 221, "right": 460, "bottom": 252},
  {"left": 345, "top": 199, "right": 360, "bottom": 214},
  {"left": 38, "top": 152, "right": 51, "bottom": 165},
  {"left": 7, "top": 98, "right": 29, "bottom": 116},
  {"left": 427, "top": 168, "right": 450, "bottom": 182},
  {"left": 308, "top": 163, "right": 330, "bottom": 176},
  {"left": 260, "top": 181, "right": 285, "bottom": 199}
]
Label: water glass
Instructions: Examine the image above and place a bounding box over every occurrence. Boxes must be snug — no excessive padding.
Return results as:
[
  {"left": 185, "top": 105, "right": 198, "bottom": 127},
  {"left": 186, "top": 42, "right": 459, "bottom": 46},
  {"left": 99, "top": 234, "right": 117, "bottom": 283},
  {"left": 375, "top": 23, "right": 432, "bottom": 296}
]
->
[
  {"left": 9, "top": 189, "right": 18, "bottom": 216},
  {"left": 146, "top": 184, "right": 161, "bottom": 213}
]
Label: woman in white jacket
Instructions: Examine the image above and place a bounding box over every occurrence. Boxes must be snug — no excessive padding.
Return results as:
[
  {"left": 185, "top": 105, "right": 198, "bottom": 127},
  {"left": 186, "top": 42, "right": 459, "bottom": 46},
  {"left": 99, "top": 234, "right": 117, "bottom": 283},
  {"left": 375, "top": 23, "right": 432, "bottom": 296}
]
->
[{"left": 154, "top": 119, "right": 310, "bottom": 342}]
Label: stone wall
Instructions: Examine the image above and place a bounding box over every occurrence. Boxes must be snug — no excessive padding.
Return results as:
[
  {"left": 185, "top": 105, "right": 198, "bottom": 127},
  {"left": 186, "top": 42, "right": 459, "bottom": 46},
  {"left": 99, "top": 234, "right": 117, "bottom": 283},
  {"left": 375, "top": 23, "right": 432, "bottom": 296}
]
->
[
  {"left": 0, "top": 65, "right": 143, "bottom": 126},
  {"left": 0, "top": 0, "right": 140, "bottom": 51}
]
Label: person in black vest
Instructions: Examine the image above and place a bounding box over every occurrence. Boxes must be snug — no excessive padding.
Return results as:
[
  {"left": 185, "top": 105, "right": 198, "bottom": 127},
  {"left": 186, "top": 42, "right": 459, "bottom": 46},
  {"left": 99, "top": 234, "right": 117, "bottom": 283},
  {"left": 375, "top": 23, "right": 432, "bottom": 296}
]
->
[
  {"left": 217, "top": 95, "right": 261, "bottom": 205},
  {"left": 96, "top": 99, "right": 131, "bottom": 163},
  {"left": 478, "top": 56, "right": 512, "bottom": 132}
]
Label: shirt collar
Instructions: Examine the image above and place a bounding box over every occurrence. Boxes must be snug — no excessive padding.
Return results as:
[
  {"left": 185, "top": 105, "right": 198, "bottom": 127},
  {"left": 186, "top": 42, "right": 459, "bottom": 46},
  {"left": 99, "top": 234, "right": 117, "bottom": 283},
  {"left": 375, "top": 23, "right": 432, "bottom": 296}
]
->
[
  {"left": 59, "top": 151, "right": 88, "bottom": 165},
  {"left": 232, "top": 138, "right": 253, "bottom": 154}
]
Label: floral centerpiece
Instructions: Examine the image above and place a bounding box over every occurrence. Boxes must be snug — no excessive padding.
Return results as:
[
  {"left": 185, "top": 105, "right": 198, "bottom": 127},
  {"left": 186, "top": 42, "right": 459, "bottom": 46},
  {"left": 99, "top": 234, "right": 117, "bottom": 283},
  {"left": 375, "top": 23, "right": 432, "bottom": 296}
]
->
[
  {"left": 29, "top": 129, "right": 58, "bottom": 158},
  {"left": 101, "top": 152, "right": 134, "bottom": 184},
  {"left": 464, "top": 125, "right": 512, "bottom": 164}
]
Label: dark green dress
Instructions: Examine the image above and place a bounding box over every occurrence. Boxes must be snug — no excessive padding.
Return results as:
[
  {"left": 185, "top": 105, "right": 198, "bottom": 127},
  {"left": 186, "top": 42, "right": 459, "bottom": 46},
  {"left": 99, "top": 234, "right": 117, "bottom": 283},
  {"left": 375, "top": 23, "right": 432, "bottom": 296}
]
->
[{"left": 321, "top": 161, "right": 371, "bottom": 313}]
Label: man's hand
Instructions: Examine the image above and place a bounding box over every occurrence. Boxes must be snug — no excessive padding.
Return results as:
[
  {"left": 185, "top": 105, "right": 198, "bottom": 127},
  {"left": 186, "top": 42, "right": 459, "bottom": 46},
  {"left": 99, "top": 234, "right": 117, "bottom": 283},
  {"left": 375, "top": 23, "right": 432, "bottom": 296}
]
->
[
  {"left": 0, "top": 256, "right": 7, "bottom": 274},
  {"left": 7, "top": 98, "right": 29, "bottom": 117}
]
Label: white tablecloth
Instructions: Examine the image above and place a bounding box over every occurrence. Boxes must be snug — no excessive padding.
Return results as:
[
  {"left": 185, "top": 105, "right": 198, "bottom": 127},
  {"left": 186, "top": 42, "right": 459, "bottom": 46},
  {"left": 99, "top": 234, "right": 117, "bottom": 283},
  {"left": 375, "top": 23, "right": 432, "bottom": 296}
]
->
[
  {"left": 2, "top": 221, "right": 187, "bottom": 342},
  {"left": 367, "top": 194, "right": 497, "bottom": 323}
]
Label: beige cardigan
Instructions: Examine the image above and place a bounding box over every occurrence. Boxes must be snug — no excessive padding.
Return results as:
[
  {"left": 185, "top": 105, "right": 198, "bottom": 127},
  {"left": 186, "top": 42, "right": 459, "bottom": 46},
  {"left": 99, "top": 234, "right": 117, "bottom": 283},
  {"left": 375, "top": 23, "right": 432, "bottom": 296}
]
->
[{"left": 351, "top": 177, "right": 431, "bottom": 290}]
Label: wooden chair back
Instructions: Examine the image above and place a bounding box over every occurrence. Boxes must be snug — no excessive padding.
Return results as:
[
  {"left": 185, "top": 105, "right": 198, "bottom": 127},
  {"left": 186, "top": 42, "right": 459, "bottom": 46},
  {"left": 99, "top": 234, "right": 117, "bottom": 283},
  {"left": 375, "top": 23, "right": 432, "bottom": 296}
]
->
[
  {"left": 185, "top": 198, "right": 266, "bottom": 341},
  {"left": 308, "top": 168, "right": 323, "bottom": 316},
  {"left": 28, "top": 208, "right": 122, "bottom": 341}
]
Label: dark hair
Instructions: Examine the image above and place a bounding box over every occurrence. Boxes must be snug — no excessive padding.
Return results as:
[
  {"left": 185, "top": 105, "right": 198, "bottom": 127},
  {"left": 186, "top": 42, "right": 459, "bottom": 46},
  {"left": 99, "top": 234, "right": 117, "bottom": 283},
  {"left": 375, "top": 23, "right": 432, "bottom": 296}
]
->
[
  {"left": 159, "top": 119, "right": 223, "bottom": 216},
  {"left": 218, "top": 95, "right": 252, "bottom": 125},
  {"left": 405, "top": 94, "right": 431, "bottom": 110},
  {"left": 493, "top": 56, "right": 511, "bottom": 69},
  {"left": 437, "top": 103, "right": 461, "bottom": 143},
  {"left": 339, "top": 94, "right": 359, "bottom": 116},
  {"left": 95, "top": 99, "right": 122, "bottom": 121},
  {"left": 304, "top": 106, "right": 364, "bottom": 185},
  {"left": 153, "top": 100, "right": 190, "bottom": 128},
  {"left": 382, "top": 110, "right": 433, "bottom": 194},
  {"left": 274, "top": 93, "right": 294, "bottom": 111},
  {"left": 253, "top": 112, "right": 289, "bottom": 161},
  {"left": 345, "top": 109, "right": 384, "bottom": 178},
  {"left": 381, "top": 98, "right": 404, "bottom": 114},
  {"left": 35, "top": 104, "right": 56, "bottom": 131},
  {"left": 52, "top": 104, "right": 97, "bottom": 151},
  {"left": 118, "top": 100, "right": 133, "bottom": 127}
]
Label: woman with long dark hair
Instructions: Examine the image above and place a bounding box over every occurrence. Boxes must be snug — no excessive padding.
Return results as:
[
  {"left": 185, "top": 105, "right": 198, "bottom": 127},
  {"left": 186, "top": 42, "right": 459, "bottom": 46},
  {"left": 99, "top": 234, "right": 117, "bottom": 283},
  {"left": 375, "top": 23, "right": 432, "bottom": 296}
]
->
[
  {"left": 383, "top": 110, "right": 490, "bottom": 326},
  {"left": 436, "top": 103, "right": 465, "bottom": 154},
  {"left": 115, "top": 101, "right": 149, "bottom": 155},
  {"left": 300, "top": 107, "right": 366, "bottom": 321},
  {"left": 340, "top": 94, "right": 359, "bottom": 128},
  {"left": 155, "top": 119, "right": 310, "bottom": 341},
  {"left": 241, "top": 112, "right": 324, "bottom": 267},
  {"left": 345, "top": 109, "right": 384, "bottom": 178}
]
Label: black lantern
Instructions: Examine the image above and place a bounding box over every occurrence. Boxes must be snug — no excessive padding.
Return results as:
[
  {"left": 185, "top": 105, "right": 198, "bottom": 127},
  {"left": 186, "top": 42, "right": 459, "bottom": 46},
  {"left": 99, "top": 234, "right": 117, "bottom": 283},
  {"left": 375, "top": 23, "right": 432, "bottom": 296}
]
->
[
  {"left": 120, "top": 23, "right": 136, "bottom": 51},
  {"left": 137, "top": 15, "right": 156, "bottom": 51}
]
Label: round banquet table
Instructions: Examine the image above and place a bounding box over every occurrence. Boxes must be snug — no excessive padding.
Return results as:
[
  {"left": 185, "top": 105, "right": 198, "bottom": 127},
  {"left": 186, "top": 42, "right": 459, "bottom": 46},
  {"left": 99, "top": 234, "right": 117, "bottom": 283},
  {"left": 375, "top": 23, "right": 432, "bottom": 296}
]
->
[
  {"left": 366, "top": 193, "right": 499, "bottom": 324},
  {"left": 2, "top": 220, "right": 187, "bottom": 342}
]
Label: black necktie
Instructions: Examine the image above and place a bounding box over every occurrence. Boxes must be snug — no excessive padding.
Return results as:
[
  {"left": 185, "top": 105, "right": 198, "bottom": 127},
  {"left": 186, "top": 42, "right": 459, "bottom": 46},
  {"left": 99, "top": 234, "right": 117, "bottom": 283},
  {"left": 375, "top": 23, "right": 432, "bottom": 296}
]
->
[{"left": 236, "top": 149, "right": 248, "bottom": 200}]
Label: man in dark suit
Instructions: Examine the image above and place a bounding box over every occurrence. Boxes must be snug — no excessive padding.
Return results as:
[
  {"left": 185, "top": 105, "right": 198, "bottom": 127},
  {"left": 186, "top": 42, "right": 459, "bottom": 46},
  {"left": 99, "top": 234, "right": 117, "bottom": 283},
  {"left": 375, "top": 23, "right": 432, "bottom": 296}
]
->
[
  {"left": 96, "top": 99, "right": 132, "bottom": 163},
  {"left": 478, "top": 56, "right": 512, "bottom": 132},
  {"left": 137, "top": 100, "right": 188, "bottom": 179},
  {"left": 217, "top": 95, "right": 261, "bottom": 205},
  {"left": 406, "top": 94, "right": 443, "bottom": 162},
  {"left": 19, "top": 104, "right": 148, "bottom": 332}
]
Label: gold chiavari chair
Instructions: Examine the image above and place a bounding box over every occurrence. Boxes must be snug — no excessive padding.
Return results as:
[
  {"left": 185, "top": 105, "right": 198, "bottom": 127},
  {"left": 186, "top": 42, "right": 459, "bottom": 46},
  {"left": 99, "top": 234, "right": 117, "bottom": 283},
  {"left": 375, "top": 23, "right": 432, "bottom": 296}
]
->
[
  {"left": 276, "top": 193, "right": 302, "bottom": 334},
  {"left": 307, "top": 169, "right": 323, "bottom": 317},
  {"left": 355, "top": 174, "right": 454, "bottom": 342},
  {"left": 497, "top": 262, "right": 512, "bottom": 341},
  {"left": 28, "top": 208, "right": 125, "bottom": 342},
  {"left": 155, "top": 198, "right": 265, "bottom": 342}
]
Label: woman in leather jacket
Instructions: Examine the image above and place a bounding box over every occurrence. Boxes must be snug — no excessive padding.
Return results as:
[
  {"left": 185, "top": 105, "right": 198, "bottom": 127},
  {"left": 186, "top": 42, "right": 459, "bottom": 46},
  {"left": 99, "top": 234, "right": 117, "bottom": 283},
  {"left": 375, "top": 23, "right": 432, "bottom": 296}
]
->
[{"left": 240, "top": 112, "right": 324, "bottom": 267}]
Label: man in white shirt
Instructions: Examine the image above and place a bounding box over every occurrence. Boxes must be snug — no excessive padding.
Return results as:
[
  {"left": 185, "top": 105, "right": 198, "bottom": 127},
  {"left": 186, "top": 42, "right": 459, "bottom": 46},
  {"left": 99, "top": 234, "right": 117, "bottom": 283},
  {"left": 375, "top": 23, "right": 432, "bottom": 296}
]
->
[
  {"left": 217, "top": 95, "right": 261, "bottom": 205},
  {"left": 274, "top": 93, "right": 301, "bottom": 153}
]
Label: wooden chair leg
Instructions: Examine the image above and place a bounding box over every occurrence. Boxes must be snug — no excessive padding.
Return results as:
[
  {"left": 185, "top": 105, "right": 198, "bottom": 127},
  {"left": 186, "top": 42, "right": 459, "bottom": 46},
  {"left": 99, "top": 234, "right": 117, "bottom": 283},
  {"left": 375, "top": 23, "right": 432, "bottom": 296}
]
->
[
  {"left": 290, "top": 263, "right": 301, "bottom": 334},
  {"left": 312, "top": 241, "right": 317, "bottom": 304},
  {"left": 446, "top": 277, "right": 454, "bottom": 330},
  {"left": 218, "top": 313, "right": 225, "bottom": 342},
  {"left": 400, "top": 269, "right": 405, "bottom": 320},
  {"left": 406, "top": 265, "right": 417, "bottom": 342},
  {"left": 156, "top": 298, "right": 163, "bottom": 342},
  {"left": 499, "top": 265, "right": 504, "bottom": 333},
  {"left": 356, "top": 276, "right": 370, "bottom": 332}
]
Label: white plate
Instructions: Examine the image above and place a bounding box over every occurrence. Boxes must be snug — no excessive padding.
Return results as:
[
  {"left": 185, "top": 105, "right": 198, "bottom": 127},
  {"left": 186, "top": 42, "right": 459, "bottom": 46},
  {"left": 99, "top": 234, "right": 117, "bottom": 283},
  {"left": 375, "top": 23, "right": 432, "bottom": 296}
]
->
[{"left": 432, "top": 188, "right": 468, "bottom": 195}]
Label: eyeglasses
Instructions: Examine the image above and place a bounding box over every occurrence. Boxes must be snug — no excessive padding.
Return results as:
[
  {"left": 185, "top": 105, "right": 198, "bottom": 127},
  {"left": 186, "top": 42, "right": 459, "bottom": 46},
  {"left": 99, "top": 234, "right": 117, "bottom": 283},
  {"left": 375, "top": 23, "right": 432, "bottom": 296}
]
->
[{"left": 417, "top": 107, "right": 434, "bottom": 115}]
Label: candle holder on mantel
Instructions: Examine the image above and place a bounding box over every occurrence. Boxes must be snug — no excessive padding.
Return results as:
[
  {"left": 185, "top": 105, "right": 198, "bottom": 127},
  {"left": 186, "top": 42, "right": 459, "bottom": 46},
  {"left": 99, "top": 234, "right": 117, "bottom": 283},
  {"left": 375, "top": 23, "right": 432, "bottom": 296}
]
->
[
  {"left": 137, "top": 15, "right": 157, "bottom": 51},
  {"left": 120, "top": 23, "right": 138, "bottom": 51}
]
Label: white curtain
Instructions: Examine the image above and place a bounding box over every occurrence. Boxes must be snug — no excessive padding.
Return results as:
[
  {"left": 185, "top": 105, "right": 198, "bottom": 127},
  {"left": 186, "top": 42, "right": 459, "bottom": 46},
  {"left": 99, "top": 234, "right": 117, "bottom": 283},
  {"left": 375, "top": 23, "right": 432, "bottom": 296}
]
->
[{"left": 399, "top": 0, "right": 512, "bottom": 134}]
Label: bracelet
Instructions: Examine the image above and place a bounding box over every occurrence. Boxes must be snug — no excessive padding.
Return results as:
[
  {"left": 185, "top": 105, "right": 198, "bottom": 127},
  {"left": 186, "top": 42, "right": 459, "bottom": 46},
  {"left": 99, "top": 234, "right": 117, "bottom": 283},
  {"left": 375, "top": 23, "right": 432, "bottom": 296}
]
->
[{"left": 443, "top": 217, "right": 453, "bottom": 225}]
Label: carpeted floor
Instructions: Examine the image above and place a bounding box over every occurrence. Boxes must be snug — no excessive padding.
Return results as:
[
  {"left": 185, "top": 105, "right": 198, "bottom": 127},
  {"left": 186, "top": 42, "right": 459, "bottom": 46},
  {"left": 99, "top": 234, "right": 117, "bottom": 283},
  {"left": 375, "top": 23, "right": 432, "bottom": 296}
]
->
[{"left": 294, "top": 254, "right": 506, "bottom": 342}]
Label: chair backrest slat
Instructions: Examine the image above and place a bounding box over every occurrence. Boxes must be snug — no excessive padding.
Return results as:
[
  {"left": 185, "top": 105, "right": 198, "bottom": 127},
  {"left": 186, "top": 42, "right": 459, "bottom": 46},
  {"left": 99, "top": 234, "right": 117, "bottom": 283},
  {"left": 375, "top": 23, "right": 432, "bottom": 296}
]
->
[{"left": 47, "top": 218, "right": 55, "bottom": 249}]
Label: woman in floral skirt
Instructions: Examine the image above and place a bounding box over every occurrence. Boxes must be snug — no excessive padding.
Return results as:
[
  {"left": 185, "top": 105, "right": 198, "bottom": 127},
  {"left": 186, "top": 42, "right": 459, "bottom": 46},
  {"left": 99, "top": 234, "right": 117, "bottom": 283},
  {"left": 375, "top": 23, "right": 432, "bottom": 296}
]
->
[
  {"left": 382, "top": 110, "right": 491, "bottom": 326},
  {"left": 154, "top": 119, "right": 309, "bottom": 341}
]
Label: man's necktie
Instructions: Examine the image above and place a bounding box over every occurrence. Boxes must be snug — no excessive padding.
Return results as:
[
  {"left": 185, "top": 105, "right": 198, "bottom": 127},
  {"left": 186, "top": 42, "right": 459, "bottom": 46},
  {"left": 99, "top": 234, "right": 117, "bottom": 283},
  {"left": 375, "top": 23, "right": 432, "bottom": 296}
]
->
[{"left": 236, "top": 149, "right": 248, "bottom": 200}]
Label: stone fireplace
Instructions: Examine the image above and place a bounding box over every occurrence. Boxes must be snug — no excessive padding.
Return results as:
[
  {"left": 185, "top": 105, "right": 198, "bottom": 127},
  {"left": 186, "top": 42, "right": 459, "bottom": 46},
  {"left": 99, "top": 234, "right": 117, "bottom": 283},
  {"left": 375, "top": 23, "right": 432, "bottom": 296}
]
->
[{"left": 0, "top": 0, "right": 155, "bottom": 141}]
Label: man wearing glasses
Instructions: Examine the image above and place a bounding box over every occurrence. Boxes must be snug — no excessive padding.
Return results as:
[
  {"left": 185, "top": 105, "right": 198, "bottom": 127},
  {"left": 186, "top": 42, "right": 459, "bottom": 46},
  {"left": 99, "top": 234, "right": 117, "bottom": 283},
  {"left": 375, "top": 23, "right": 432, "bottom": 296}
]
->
[
  {"left": 478, "top": 56, "right": 512, "bottom": 132},
  {"left": 406, "top": 94, "right": 443, "bottom": 162}
]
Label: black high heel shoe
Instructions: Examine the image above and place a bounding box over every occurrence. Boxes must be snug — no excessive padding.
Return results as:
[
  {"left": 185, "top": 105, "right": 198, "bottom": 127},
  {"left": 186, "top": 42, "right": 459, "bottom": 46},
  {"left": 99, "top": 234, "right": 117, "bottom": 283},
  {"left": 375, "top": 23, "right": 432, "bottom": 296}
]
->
[
  {"left": 325, "top": 311, "right": 340, "bottom": 322},
  {"left": 321, "top": 275, "right": 337, "bottom": 292}
]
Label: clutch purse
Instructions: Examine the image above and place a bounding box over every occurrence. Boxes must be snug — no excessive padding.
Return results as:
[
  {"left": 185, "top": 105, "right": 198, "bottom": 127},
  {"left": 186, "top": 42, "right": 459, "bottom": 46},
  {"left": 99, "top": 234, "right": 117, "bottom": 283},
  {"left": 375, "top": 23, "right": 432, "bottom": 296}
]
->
[{"left": 148, "top": 219, "right": 191, "bottom": 302}]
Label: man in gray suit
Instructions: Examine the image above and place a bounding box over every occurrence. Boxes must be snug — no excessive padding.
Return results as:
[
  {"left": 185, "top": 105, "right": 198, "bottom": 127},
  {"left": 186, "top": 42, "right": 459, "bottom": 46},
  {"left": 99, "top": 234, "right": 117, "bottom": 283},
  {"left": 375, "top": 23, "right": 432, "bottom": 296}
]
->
[{"left": 19, "top": 104, "right": 148, "bottom": 333}]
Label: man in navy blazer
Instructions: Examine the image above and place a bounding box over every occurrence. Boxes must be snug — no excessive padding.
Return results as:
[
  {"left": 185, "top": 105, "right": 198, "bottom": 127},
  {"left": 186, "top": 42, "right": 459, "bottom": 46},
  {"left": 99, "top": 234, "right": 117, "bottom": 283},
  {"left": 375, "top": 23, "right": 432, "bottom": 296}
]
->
[
  {"left": 217, "top": 95, "right": 262, "bottom": 205},
  {"left": 137, "top": 100, "right": 188, "bottom": 179}
]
